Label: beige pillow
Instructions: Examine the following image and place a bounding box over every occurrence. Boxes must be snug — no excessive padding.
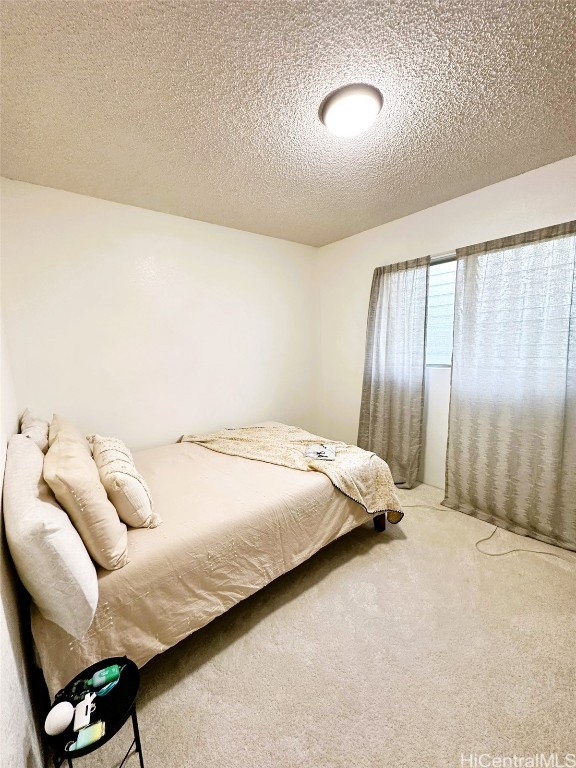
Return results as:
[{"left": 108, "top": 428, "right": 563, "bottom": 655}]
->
[
  {"left": 88, "top": 435, "right": 161, "bottom": 529},
  {"left": 4, "top": 435, "right": 98, "bottom": 639},
  {"left": 20, "top": 408, "right": 50, "bottom": 453},
  {"left": 43, "top": 415, "right": 129, "bottom": 570}
]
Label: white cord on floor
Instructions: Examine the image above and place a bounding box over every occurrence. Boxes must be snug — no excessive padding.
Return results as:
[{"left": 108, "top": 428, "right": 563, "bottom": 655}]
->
[
  {"left": 474, "top": 526, "right": 569, "bottom": 560},
  {"left": 399, "top": 502, "right": 570, "bottom": 560}
]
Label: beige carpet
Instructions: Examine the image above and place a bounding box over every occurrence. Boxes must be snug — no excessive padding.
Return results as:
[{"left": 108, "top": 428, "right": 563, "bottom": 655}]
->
[{"left": 73, "top": 485, "right": 576, "bottom": 768}]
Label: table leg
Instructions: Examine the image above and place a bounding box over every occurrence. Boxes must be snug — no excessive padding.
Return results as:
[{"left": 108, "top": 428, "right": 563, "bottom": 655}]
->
[
  {"left": 131, "top": 706, "right": 145, "bottom": 768},
  {"left": 52, "top": 755, "right": 73, "bottom": 768}
]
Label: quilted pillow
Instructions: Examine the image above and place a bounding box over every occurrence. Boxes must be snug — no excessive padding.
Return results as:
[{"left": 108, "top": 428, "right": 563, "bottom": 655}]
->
[
  {"left": 43, "top": 415, "right": 129, "bottom": 570},
  {"left": 19, "top": 408, "right": 49, "bottom": 453},
  {"left": 88, "top": 435, "right": 161, "bottom": 529},
  {"left": 3, "top": 434, "right": 98, "bottom": 639}
]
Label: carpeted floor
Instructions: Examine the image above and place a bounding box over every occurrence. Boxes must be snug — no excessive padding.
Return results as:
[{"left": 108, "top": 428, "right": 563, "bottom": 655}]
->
[{"left": 74, "top": 485, "right": 576, "bottom": 768}]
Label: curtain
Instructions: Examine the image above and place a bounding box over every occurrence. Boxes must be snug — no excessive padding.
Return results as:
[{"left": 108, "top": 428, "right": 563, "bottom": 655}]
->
[
  {"left": 358, "top": 256, "right": 429, "bottom": 488},
  {"left": 442, "top": 221, "right": 576, "bottom": 551}
]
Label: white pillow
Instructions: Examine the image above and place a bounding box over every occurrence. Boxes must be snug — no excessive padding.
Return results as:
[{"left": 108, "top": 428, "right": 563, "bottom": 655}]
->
[
  {"left": 88, "top": 435, "right": 161, "bottom": 529},
  {"left": 19, "top": 408, "right": 49, "bottom": 453},
  {"left": 3, "top": 434, "right": 98, "bottom": 639}
]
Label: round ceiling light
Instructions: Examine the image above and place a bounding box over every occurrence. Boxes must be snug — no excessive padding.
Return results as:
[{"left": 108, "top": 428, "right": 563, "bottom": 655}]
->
[{"left": 320, "top": 83, "right": 383, "bottom": 138}]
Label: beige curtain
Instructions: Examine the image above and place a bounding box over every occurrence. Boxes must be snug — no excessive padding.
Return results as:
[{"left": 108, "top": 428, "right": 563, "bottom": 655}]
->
[
  {"left": 358, "top": 257, "right": 429, "bottom": 488},
  {"left": 442, "top": 221, "right": 576, "bottom": 551}
]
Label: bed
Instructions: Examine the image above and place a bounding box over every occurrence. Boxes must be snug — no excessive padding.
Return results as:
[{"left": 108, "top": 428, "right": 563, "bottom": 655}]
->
[{"left": 12, "top": 421, "right": 402, "bottom": 696}]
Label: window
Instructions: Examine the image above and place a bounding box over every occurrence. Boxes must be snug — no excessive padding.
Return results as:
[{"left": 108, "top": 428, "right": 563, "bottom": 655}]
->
[{"left": 425, "top": 258, "right": 457, "bottom": 366}]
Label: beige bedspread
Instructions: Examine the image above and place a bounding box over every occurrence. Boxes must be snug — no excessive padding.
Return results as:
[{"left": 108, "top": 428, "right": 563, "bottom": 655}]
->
[
  {"left": 32, "top": 441, "right": 378, "bottom": 696},
  {"left": 180, "top": 423, "right": 403, "bottom": 520}
]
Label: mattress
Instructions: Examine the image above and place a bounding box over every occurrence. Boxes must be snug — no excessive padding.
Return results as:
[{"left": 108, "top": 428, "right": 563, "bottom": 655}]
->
[{"left": 32, "top": 441, "right": 369, "bottom": 696}]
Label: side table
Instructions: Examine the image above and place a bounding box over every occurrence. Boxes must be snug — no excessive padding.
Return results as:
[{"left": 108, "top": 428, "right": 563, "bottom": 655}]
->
[{"left": 46, "top": 656, "right": 144, "bottom": 768}]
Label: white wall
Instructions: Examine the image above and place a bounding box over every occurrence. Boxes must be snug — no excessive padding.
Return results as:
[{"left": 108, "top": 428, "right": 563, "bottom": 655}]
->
[
  {"left": 0, "top": 330, "right": 44, "bottom": 768},
  {"left": 312, "top": 156, "right": 576, "bottom": 488},
  {"left": 1, "top": 180, "right": 317, "bottom": 450}
]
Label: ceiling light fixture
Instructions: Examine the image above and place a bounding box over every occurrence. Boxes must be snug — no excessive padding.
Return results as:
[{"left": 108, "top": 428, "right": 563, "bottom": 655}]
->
[{"left": 320, "top": 83, "right": 383, "bottom": 138}]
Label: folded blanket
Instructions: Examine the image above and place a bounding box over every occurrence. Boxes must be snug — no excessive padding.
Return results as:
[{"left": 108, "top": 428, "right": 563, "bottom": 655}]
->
[{"left": 179, "top": 423, "right": 403, "bottom": 522}]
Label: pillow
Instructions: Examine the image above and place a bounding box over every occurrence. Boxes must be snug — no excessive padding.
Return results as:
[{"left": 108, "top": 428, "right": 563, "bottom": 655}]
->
[
  {"left": 19, "top": 408, "right": 49, "bottom": 453},
  {"left": 88, "top": 435, "right": 161, "bottom": 529},
  {"left": 3, "top": 434, "right": 98, "bottom": 639},
  {"left": 43, "top": 414, "right": 129, "bottom": 570}
]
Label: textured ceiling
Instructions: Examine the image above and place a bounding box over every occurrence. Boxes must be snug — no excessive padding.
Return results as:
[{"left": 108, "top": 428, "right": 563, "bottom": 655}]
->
[{"left": 1, "top": 1, "right": 575, "bottom": 247}]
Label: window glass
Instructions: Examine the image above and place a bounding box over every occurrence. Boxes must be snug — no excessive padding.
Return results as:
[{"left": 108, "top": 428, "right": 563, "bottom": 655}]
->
[{"left": 426, "top": 259, "right": 457, "bottom": 365}]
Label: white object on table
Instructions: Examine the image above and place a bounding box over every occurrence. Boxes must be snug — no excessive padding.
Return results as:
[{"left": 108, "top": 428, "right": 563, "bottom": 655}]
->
[
  {"left": 44, "top": 701, "right": 74, "bottom": 736},
  {"left": 73, "top": 692, "right": 97, "bottom": 732}
]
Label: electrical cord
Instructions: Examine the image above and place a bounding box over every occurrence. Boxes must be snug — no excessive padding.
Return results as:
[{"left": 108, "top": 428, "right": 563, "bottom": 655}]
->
[
  {"left": 398, "top": 502, "right": 573, "bottom": 561},
  {"left": 474, "top": 525, "right": 571, "bottom": 561}
]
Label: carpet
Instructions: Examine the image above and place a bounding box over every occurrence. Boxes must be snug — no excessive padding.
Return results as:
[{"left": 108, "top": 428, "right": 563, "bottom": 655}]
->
[{"left": 73, "top": 485, "right": 576, "bottom": 768}]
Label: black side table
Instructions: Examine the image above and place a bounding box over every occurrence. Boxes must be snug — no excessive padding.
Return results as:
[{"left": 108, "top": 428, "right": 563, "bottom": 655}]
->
[{"left": 47, "top": 656, "right": 144, "bottom": 768}]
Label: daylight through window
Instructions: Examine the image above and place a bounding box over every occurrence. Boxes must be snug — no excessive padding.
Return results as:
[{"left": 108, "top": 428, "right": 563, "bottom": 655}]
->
[{"left": 425, "top": 259, "right": 457, "bottom": 366}]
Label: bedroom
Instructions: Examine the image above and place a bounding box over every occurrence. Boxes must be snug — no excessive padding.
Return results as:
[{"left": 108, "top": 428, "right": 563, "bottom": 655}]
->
[{"left": 1, "top": 2, "right": 575, "bottom": 767}]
